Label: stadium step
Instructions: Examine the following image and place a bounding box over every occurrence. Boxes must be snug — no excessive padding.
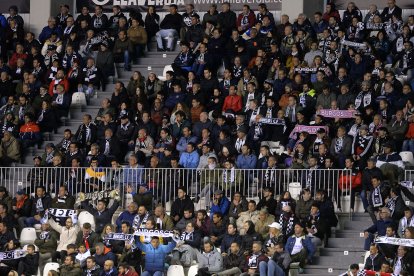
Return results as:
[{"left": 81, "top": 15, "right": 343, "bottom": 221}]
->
[{"left": 299, "top": 213, "right": 371, "bottom": 275}]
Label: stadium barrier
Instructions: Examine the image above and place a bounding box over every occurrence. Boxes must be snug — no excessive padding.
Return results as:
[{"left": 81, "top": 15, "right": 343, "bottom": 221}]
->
[{"left": 0, "top": 167, "right": 354, "bottom": 212}]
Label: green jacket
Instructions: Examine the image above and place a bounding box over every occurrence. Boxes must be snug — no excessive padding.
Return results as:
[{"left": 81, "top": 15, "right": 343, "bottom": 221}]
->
[{"left": 34, "top": 230, "right": 59, "bottom": 254}]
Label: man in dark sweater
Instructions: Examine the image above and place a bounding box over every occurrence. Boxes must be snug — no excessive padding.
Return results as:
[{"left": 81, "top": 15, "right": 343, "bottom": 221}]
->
[
  {"left": 217, "top": 2, "right": 237, "bottom": 38},
  {"left": 156, "top": 4, "right": 182, "bottom": 51},
  {"left": 81, "top": 198, "right": 120, "bottom": 234},
  {"left": 361, "top": 158, "right": 383, "bottom": 211}
]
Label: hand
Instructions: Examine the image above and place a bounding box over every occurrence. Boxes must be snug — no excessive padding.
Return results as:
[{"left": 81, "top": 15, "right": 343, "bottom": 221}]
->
[
  {"left": 221, "top": 252, "right": 227, "bottom": 256},
  {"left": 364, "top": 231, "right": 369, "bottom": 239},
  {"left": 126, "top": 186, "right": 133, "bottom": 193},
  {"left": 34, "top": 215, "right": 41, "bottom": 221},
  {"left": 248, "top": 268, "right": 256, "bottom": 274}
]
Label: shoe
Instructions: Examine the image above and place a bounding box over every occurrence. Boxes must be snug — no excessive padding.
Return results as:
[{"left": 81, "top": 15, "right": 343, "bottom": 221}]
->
[
  {"left": 157, "top": 47, "right": 165, "bottom": 52},
  {"left": 166, "top": 48, "right": 171, "bottom": 52}
]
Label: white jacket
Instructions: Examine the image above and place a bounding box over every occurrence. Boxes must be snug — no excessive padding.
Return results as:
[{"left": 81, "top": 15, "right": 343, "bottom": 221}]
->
[{"left": 49, "top": 218, "right": 80, "bottom": 251}]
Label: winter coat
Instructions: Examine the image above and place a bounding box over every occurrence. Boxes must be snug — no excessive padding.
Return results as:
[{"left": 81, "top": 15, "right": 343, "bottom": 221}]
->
[
  {"left": 81, "top": 200, "right": 120, "bottom": 233},
  {"left": 136, "top": 240, "right": 176, "bottom": 271},
  {"left": 49, "top": 218, "right": 80, "bottom": 252}
]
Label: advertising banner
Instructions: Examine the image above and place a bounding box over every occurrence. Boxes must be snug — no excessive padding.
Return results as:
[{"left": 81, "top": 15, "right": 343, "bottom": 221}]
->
[
  {"left": 0, "top": 0, "right": 30, "bottom": 13},
  {"left": 331, "top": 0, "right": 414, "bottom": 10},
  {"left": 76, "top": 0, "right": 283, "bottom": 13}
]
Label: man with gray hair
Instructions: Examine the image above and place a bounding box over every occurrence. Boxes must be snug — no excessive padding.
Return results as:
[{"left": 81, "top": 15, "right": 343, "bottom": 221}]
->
[
  {"left": 94, "top": 242, "right": 117, "bottom": 268},
  {"left": 115, "top": 202, "right": 138, "bottom": 231}
]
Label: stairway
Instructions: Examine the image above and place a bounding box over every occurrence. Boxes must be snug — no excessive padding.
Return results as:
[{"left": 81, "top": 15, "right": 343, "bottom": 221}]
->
[
  {"left": 19, "top": 40, "right": 180, "bottom": 166},
  {"left": 302, "top": 213, "right": 371, "bottom": 275}
]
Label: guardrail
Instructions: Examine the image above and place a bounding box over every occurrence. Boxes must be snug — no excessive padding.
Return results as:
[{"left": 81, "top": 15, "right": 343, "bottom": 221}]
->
[{"left": 0, "top": 167, "right": 353, "bottom": 212}]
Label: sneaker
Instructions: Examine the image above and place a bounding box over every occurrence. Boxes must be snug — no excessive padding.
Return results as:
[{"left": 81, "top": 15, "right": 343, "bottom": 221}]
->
[{"left": 157, "top": 47, "right": 165, "bottom": 52}]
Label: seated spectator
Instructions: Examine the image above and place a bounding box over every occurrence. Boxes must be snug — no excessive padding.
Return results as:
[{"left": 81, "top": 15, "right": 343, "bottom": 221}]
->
[
  {"left": 172, "top": 41, "right": 194, "bottom": 78},
  {"left": 239, "top": 241, "right": 268, "bottom": 276},
  {"left": 228, "top": 191, "right": 248, "bottom": 223},
  {"left": 376, "top": 142, "right": 404, "bottom": 185},
  {"left": 196, "top": 240, "right": 223, "bottom": 276},
  {"left": 260, "top": 242, "right": 292, "bottom": 276},
  {"left": 131, "top": 205, "right": 152, "bottom": 230},
  {"left": 34, "top": 222, "right": 58, "bottom": 273},
  {"left": 171, "top": 221, "right": 201, "bottom": 266},
  {"left": 94, "top": 242, "right": 117, "bottom": 269},
  {"left": 37, "top": 100, "right": 58, "bottom": 132},
  {"left": 241, "top": 220, "right": 261, "bottom": 255},
  {"left": 176, "top": 208, "right": 195, "bottom": 232},
  {"left": 209, "top": 211, "right": 226, "bottom": 247},
  {"left": 24, "top": 186, "right": 51, "bottom": 227},
  {"left": 364, "top": 207, "right": 394, "bottom": 251},
  {"left": 0, "top": 221, "right": 15, "bottom": 249},
  {"left": 155, "top": 5, "right": 181, "bottom": 52},
  {"left": 304, "top": 203, "right": 328, "bottom": 247},
  {"left": 285, "top": 222, "right": 315, "bottom": 270},
  {"left": 219, "top": 241, "right": 245, "bottom": 275},
  {"left": 19, "top": 113, "right": 41, "bottom": 150},
  {"left": 83, "top": 256, "right": 102, "bottom": 276},
  {"left": 220, "top": 223, "right": 242, "bottom": 254},
  {"left": 264, "top": 222, "right": 285, "bottom": 248},
  {"left": 59, "top": 255, "right": 82, "bottom": 276},
  {"left": 255, "top": 208, "right": 276, "bottom": 240},
  {"left": 364, "top": 244, "right": 386, "bottom": 272},
  {"left": 170, "top": 186, "right": 194, "bottom": 224},
  {"left": 127, "top": 18, "right": 147, "bottom": 62},
  {"left": 0, "top": 131, "right": 20, "bottom": 166},
  {"left": 211, "top": 189, "right": 230, "bottom": 219},
  {"left": 115, "top": 202, "right": 138, "bottom": 231},
  {"left": 76, "top": 222, "right": 101, "bottom": 255},
  {"left": 295, "top": 188, "right": 314, "bottom": 221},
  {"left": 17, "top": 244, "right": 39, "bottom": 276}
]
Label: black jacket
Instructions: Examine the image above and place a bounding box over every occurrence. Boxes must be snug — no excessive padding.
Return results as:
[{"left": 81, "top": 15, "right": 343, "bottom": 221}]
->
[
  {"left": 217, "top": 10, "right": 237, "bottom": 37},
  {"left": 223, "top": 250, "right": 246, "bottom": 270},
  {"left": 160, "top": 13, "right": 182, "bottom": 32},
  {"left": 364, "top": 253, "right": 386, "bottom": 272},
  {"left": 170, "top": 195, "right": 194, "bottom": 221},
  {"left": 362, "top": 167, "right": 383, "bottom": 192},
  {"left": 81, "top": 200, "right": 120, "bottom": 234},
  {"left": 30, "top": 195, "right": 52, "bottom": 216}
]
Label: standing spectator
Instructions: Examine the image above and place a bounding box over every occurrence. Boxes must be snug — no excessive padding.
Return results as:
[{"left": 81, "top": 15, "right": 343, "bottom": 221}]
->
[
  {"left": 217, "top": 3, "right": 237, "bottom": 38},
  {"left": 135, "top": 236, "right": 177, "bottom": 276},
  {"left": 91, "top": 5, "right": 108, "bottom": 34},
  {"left": 144, "top": 6, "right": 160, "bottom": 52}
]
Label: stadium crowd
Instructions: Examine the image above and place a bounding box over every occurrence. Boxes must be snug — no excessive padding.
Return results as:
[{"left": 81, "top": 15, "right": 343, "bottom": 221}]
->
[{"left": 0, "top": 0, "right": 414, "bottom": 275}]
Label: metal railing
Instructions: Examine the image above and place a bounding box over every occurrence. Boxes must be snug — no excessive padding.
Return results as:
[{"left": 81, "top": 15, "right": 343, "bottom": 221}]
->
[{"left": 0, "top": 167, "right": 353, "bottom": 212}]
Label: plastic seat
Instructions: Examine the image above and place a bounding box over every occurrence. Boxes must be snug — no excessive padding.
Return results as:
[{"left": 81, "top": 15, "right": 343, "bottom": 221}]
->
[
  {"left": 158, "top": 65, "right": 173, "bottom": 81},
  {"left": 400, "top": 151, "right": 414, "bottom": 166},
  {"left": 167, "top": 265, "right": 185, "bottom": 276},
  {"left": 288, "top": 182, "right": 302, "bottom": 200},
  {"left": 78, "top": 211, "right": 95, "bottom": 231},
  {"left": 43, "top": 262, "right": 60, "bottom": 276},
  {"left": 20, "top": 227, "right": 37, "bottom": 245},
  {"left": 188, "top": 264, "right": 199, "bottom": 276},
  {"left": 71, "top": 92, "right": 87, "bottom": 107}
]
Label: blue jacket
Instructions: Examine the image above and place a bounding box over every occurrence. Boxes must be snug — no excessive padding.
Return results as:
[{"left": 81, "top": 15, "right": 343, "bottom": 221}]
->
[
  {"left": 285, "top": 235, "right": 315, "bottom": 262},
  {"left": 123, "top": 165, "right": 145, "bottom": 186},
  {"left": 0, "top": 15, "right": 7, "bottom": 29},
  {"left": 39, "top": 26, "right": 62, "bottom": 43},
  {"left": 176, "top": 135, "right": 198, "bottom": 154},
  {"left": 236, "top": 154, "right": 257, "bottom": 169},
  {"left": 365, "top": 218, "right": 394, "bottom": 236},
  {"left": 179, "top": 150, "right": 200, "bottom": 168},
  {"left": 165, "top": 92, "right": 187, "bottom": 109},
  {"left": 115, "top": 210, "right": 137, "bottom": 231},
  {"left": 136, "top": 240, "right": 177, "bottom": 272},
  {"left": 210, "top": 196, "right": 230, "bottom": 218}
]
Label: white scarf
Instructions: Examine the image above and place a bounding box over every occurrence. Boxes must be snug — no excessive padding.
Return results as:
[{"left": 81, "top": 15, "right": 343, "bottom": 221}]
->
[{"left": 223, "top": 167, "right": 236, "bottom": 183}]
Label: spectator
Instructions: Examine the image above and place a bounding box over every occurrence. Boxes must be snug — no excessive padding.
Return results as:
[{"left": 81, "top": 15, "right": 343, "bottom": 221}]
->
[
  {"left": 285, "top": 222, "right": 315, "bottom": 271},
  {"left": 364, "top": 244, "right": 386, "bottom": 272},
  {"left": 81, "top": 198, "right": 120, "bottom": 234},
  {"left": 0, "top": 131, "right": 20, "bottom": 166},
  {"left": 34, "top": 222, "right": 58, "bottom": 273},
  {"left": 83, "top": 256, "right": 102, "bottom": 276},
  {"left": 196, "top": 240, "right": 223, "bottom": 276},
  {"left": 136, "top": 236, "right": 177, "bottom": 276},
  {"left": 75, "top": 223, "right": 101, "bottom": 255},
  {"left": 127, "top": 18, "right": 147, "bottom": 61},
  {"left": 17, "top": 244, "right": 39, "bottom": 276},
  {"left": 155, "top": 5, "right": 182, "bottom": 52}
]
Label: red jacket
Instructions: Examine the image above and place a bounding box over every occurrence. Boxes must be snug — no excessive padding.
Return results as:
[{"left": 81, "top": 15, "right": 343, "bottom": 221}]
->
[
  {"left": 338, "top": 171, "right": 362, "bottom": 191},
  {"left": 237, "top": 11, "right": 256, "bottom": 31},
  {"left": 9, "top": 53, "right": 28, "bottom": 70},
  {"left": 222, "top": 95, "right": 242, "bottom": 113},
  {"left": 118, "top": 268, "right": 139, "bottom": 276},
  {"left": 405, "top": 122, "right": 414, "bottom": 139},
  {"left": 48, "top": 78, "right": 70, "bottom": 96}
]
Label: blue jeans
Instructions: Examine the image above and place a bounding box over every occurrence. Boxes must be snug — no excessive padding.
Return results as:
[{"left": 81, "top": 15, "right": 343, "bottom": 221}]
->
[
  {"left": 364, "top": 232, "right": 374, "bottom": 251},
  {"left": 360, "top": 190, "right": 369, "bottom": 210},
  {"left": 156, "top": 29, "right": 178, "bottom": 50},
  {"left": 402, "top": 139, "right": 414, "bottom": 152},
  {"left": 142, "top": 271, "right": 163, "bottom": 276},
  {"left": 123, "top": 50, "right": 131, "bottom": 70},
  {"left": 259, "top": 259, "right": 285, "bottom": 276},
  {"left": 191, "top": 62, "right": 205, "bottom": 77},
  {"left": 25, "top": 217, "right": 40, "bottom": 227}
]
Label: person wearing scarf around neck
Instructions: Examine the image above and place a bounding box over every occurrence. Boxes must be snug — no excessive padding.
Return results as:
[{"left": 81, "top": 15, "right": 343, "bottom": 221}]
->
[
  {"left": 304, "top": 203, "right": 328, "bottom": 247},
  {"left": 364, "top": 207, "right": 394, "bottom": 251},
  {"left": 398, "top": 207, "right": 414, "bottom": 238},
  {"left": 239, "top": 241, "right": 268, "bottom": 276},
  {"left": 366, "top": 176, "right": 388, "bottom": 224},
  {"left": 278, "top": 204, "right": 298, "bottom": 241}
]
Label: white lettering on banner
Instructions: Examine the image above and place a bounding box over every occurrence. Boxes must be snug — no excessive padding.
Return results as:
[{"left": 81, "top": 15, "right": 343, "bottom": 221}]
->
[
  {"left": 92, "top": 0, "right": 111, "bottom": 5},
  {"left": 374, "top": 236, "right": 414, "bottom": 247}
]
